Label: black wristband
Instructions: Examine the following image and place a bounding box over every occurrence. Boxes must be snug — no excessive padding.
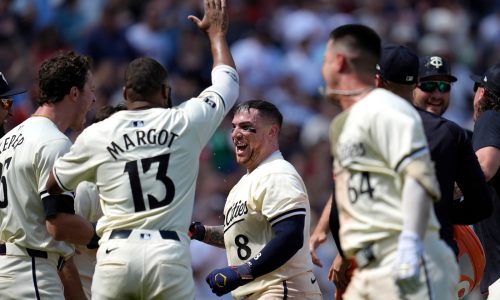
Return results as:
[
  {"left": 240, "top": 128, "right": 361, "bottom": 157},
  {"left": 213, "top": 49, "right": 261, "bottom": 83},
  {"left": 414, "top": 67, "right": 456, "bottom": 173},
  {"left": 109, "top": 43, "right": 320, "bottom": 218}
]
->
[
  {"left": 189, "top": 221, "right": 206, "bottom": 241},
  {"left": 86, "top": 222, "right": 100, "bottom": 249}
]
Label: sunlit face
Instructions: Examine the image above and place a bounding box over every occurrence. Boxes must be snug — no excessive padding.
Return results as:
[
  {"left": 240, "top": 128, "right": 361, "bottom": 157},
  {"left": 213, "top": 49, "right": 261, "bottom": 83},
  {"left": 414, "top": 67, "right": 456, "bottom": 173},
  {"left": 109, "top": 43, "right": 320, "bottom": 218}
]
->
[
  {"left": 231, "top": 109, "right": 273, "bottom": 172},
  {"left": 413, "top": 76, "right": 452, "bottom": 116},
  {"left": 71, "top": 71, "right": 96, "bottom": 131}
]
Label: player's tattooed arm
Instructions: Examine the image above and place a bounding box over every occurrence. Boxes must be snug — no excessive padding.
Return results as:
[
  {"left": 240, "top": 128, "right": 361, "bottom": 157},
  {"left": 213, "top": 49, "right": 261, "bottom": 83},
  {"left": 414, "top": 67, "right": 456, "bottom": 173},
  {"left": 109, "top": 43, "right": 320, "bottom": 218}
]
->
[{"left": 204, "top": 225, "right": 225, "bottom": 248}]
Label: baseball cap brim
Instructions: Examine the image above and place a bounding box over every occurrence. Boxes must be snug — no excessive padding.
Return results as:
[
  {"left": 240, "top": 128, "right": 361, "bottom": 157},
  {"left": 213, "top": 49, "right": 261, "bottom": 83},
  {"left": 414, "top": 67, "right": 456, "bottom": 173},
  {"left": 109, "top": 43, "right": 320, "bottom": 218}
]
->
[
  {"left": 420, "top": 74, "right": 458, "bottom": 82},
  {"left": 469, "top": 74, "right": 482, "bottom": 84},
  {"left": 0, "top": 88, "right": 26, "bottom": 98}
]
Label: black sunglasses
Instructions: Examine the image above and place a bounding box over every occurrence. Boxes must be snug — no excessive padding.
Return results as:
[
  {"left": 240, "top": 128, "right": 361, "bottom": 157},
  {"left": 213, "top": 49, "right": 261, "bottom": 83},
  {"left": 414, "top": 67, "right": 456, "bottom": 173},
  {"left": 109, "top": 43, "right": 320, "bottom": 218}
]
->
[{"left": 418, "top": 81, "right": 452, "bottom": 93}]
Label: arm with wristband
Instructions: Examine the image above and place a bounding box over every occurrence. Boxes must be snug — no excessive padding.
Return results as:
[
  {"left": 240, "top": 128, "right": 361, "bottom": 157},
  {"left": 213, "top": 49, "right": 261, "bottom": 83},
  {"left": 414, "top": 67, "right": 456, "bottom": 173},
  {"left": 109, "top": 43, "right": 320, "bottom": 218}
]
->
[{"left": 191, "top": 215, "right": 305, "bottom": 296}]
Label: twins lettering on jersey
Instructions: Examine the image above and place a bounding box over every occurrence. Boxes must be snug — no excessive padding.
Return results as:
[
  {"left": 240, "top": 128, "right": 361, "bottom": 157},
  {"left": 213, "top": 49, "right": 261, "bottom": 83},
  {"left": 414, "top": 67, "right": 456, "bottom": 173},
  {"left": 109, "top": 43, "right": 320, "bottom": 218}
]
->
[
  {"left": 0, "top": 133, "right": 24, "bottom": 154},
  {"left": 107, "top": 128, "right": 179, "bottom": 160},
  {"left": 224, "top": 200, "right": 248, "bottom": 231},
  {"left": 337, "top": 141, "right": 365, "bottom": 163}
]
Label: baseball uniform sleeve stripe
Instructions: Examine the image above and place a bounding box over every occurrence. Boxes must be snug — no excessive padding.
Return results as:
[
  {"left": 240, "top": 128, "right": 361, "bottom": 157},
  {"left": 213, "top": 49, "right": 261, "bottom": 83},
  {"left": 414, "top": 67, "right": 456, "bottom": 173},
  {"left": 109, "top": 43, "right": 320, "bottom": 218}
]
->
[
  {"left": 52, "top": 168, "right": 72, "bottom": 192},
  {"left": 394, "top": 146, "right": 428, "bottom": 173},
  {"left": 269, "top": 208, "right": 306, "bottom": 226}
]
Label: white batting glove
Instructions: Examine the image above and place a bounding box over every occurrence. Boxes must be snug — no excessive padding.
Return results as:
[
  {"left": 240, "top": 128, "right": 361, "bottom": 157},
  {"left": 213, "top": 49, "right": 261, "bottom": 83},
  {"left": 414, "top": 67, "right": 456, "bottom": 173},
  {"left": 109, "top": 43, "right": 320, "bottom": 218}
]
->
[{"left": 392, "top": 230, "right": 423, "bottom": 294}]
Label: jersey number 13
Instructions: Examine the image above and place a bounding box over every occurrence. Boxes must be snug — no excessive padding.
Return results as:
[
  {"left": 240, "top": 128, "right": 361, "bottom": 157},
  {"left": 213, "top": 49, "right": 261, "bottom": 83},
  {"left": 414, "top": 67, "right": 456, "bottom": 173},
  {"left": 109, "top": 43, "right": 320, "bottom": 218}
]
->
[{"left": 124, "top": 153, "right": 175, "bottom": 212}]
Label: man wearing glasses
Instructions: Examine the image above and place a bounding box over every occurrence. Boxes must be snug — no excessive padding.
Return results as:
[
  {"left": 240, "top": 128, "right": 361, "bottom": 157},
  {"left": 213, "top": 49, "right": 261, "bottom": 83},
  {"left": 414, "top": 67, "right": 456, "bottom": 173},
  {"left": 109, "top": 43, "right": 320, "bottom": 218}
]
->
[
  {"left": 0, "top": 72, "right": 25, "bottom": 137},
  {"left": 413, "top": 56, "right": 456, "bottom": 117}
]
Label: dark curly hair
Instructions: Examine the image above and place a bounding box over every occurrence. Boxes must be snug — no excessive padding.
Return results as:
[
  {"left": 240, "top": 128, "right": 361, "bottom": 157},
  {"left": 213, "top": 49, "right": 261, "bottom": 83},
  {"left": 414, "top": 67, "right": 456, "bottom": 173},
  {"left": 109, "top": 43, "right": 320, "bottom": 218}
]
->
[
  {"left": 124, "top": 57, "right": 167, "bottom": 102},
  {"left": 38, "top": 51, "right": 93, "bottom": 105},
  {"left": 475, "top": 89, "right": 500, "bottom": 120}
]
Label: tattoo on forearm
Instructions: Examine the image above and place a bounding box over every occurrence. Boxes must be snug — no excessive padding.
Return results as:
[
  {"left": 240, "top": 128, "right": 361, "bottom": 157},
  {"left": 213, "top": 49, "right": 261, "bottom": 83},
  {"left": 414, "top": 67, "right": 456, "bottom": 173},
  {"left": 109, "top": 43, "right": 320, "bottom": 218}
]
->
[{"left": 203, "top": 225, "right": 225, "bottom": 248}]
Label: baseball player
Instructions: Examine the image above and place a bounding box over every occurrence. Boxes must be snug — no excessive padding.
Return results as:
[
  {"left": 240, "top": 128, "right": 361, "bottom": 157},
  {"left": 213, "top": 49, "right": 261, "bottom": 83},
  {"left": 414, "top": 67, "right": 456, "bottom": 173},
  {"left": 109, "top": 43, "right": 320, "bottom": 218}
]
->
[
  {"left": 470, "top": 63, "right": 500, "bottom": 299},
  {"left": 45, "top": 1, "right": 239, "bottom": 299},
  {"left": 412, "top": 56, "right": 457, "bottom": 116},
  {"left": 190, "top": 100, "right": 322, "bottom": 299},
  {"left": 381, "top": 49, "right": 493, "bottom": 252},
  {"left": 323, "top": 24, "right": 458, "bottom": 299},
  {"left": 0, "top": 71, "right": 25, "bottom": 137},
  {"left": 0, "top": 51, "right": 97, "bottom": 300}
]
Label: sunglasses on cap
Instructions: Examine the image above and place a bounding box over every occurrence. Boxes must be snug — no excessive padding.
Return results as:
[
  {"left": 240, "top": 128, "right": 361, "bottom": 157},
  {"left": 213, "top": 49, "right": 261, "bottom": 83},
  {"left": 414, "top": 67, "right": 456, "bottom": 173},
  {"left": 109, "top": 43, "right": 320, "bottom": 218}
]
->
[
  {"left": 1, "top": 98, "right": 12, "bottom": 110},
  {"left": 418, "top": 81, "right": 452, "bottom": 93}
]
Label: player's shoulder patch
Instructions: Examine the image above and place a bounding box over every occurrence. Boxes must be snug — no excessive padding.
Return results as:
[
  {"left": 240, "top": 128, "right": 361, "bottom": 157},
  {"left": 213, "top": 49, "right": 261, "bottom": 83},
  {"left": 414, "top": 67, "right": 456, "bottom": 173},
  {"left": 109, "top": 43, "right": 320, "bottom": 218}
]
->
[{"left": 202, "top": 95, "right": 217, "bottom": 108}]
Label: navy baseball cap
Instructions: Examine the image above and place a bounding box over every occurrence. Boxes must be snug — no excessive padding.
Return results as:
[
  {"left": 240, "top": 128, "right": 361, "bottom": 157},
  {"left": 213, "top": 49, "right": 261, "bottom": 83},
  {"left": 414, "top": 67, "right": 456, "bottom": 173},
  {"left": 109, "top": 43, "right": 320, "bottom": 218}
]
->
[
  {"left": 470, "top": 63, "right": 500, "bottom": 97},
  {"left": 376, "top": 43, "right": 418, "bottom": 85},
  {"left": 0, "top": 72, "right": 25, "bottom": 98},
  {"left": 418, "top": 56, "right": 457, "bottom": 82}
]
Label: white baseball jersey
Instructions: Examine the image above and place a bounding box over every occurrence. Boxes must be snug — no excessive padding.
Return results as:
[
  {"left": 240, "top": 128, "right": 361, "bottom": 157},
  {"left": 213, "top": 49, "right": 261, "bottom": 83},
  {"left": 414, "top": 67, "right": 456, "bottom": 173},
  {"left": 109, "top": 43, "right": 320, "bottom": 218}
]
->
[
  {"left": 0, "top": 116, "right": 74, "bottom": 257},
  {"left": 53, "top": 65, "right": 239, "bottom": 240},
  {"left": 73, "top": 181, "right": 101, "bottom": 299},
  {"left": 330, "top": 88, "right": 441, "bottom": 258},
  {"left": 223, "top": 151, "right": 315, "bottom": 298}
]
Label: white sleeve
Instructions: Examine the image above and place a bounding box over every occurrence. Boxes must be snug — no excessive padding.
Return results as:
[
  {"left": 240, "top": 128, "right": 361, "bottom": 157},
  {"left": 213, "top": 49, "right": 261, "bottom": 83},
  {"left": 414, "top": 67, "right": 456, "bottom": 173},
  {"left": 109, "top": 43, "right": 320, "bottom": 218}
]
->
[{"left": 201, "top": 65, "right": 239, "bottom": 114}]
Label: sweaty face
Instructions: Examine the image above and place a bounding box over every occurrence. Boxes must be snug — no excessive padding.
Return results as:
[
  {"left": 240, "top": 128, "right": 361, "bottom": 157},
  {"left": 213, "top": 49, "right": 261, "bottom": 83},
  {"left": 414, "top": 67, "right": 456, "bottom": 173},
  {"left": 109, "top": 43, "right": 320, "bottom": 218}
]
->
[
  {"left": 413, "top": 77, "right": 452, "bottom": 116},
  {"left": 71, "top": 71, "right": 96, "bottom": 131},
  {"left": 231, "top": 109, "right": 271, "bottom": 172}
]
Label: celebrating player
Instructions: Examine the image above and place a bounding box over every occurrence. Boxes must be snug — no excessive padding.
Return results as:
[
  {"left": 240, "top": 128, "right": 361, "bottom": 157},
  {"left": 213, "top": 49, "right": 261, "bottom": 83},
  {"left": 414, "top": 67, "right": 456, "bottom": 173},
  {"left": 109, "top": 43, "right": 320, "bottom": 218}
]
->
[
  {"left": 0, "top": 51, "right": 97, "bottom": 300},
  {"left": 471, "top": 63, "right": 500, "bottom": 299},
  {"left": 190, "top": 100, "right": 322, "bottom": 299},
  {"left": 323, "top": 24, "right": 458, "bottom": 299},
  {"left": 46, "top": 0, "right": 239, "bottom": 299},
  {"left": 0, "top": 72, "right": 25, "bottom": 137}
]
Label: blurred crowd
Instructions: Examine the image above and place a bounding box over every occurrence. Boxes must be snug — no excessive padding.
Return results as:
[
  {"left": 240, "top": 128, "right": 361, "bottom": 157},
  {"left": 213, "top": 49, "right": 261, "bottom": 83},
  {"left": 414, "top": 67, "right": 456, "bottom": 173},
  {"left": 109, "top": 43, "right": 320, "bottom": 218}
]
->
[{"left": 1, "top": 0, "right": 498, "bottom": 298}]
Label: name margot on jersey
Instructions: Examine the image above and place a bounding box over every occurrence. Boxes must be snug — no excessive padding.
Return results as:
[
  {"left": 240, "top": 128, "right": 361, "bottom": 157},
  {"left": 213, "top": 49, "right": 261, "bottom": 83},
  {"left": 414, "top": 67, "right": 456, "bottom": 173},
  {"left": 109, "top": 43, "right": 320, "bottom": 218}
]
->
[{"left": 106, "top": 128, "right": 179, "bottom": 160}]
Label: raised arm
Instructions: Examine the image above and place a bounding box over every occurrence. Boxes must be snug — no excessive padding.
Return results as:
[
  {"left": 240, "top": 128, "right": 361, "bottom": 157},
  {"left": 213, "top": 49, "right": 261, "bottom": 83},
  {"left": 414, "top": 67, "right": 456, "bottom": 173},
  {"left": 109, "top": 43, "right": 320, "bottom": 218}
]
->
[{"left": 188, "top": 0, "right": 235, "bottom": 69}]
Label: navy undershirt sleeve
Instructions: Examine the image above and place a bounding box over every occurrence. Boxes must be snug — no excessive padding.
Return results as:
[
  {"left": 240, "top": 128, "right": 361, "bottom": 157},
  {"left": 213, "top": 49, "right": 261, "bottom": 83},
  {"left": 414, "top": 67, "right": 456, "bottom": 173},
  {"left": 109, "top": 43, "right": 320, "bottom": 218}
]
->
[{"left": 247, "top": 214, "right": 304, "bottom": 278}]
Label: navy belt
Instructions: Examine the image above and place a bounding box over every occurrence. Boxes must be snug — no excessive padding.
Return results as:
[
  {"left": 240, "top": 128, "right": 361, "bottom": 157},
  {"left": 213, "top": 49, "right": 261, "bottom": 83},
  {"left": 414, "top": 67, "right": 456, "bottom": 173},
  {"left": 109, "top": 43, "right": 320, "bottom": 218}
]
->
[
  {"left": 0, "top": 243, "right": 65, "bottom": 270},
  {"left": 0, "top": 244, "right": 48, "bottom": 259},
  {"left": 109, "top": 229, "right": 180, "bottom": 241}
]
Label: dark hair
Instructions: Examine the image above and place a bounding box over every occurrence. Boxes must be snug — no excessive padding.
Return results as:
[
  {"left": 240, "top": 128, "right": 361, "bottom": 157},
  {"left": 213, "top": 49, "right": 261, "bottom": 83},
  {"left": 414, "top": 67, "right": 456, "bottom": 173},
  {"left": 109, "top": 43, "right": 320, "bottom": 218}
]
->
[
  {"left": 124, "top": 57, "right": 167, "bottom": 102},
  {"left": 329, "top": 24, "right": 381, "bottom": 75},
  {"left": 476, "top": 90, "right": 500, "bottom": 118},
  {"left": 234, "top": 100, "right": 283, "bottom": 129},
  {"left": 38, "top": 51, "right": 93, "bottom": 105},
  {"left": 92, "top": 103, "right": 127, "bottom": 123}
]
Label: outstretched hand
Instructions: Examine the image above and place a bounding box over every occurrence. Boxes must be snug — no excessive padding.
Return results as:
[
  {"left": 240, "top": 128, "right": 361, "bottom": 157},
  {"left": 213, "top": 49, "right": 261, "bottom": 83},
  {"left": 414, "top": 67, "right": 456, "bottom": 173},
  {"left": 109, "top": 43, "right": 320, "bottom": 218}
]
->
[
  {"left": 188, "top": 0, "right": 228, "bottom": 37},
  {"left": 309, "top": 229, "right": 327, "bottom": 267}
]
